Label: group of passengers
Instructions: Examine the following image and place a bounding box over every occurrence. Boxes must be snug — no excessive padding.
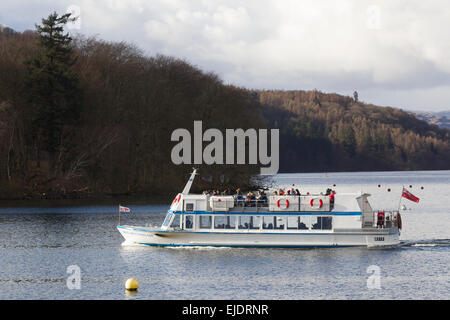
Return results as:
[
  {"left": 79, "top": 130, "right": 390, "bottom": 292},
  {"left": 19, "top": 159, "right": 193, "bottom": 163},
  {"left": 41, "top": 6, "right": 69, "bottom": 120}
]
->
[
  {"left": 202, "top": 189, "right": 232, "bottom": 196},
  {"left": 273, "top": 188, "right": 301, "bottom": 196},
  {"left": 202, "top": 186, "right": 336, "bottom": 207},
  {"left": 235, "top": 188, "right": 268, "bottom": 205}
]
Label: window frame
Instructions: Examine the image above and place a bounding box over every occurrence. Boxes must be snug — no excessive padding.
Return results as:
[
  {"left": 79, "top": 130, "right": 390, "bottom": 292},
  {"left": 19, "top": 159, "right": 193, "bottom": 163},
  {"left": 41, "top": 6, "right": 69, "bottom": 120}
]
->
[
  {"left": 185, "top": 202, "right": 194, "bottom": 212},
  {"left": 184, "top": 215, "right": 194, "bottom": 229},
  {"left": 199, "top": 215, "right": 212, "bottom": 229}
]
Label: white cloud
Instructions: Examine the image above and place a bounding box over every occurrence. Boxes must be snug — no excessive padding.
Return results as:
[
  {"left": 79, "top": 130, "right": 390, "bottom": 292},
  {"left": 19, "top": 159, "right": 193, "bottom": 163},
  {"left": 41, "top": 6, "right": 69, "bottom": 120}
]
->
[{"left": 1, "top": 0, "right": 450, "bottom": 111}]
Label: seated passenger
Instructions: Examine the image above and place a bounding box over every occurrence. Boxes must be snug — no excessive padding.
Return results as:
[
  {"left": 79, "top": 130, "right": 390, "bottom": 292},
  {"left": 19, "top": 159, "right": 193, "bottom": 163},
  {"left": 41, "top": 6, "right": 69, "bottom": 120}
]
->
[
  {"left": 235, "top": 188, "right": 244, "bottom": 201},
  {"left": 247, "top": 191, "right": 255, "bottom": 200},
  {"left": 257, "top": 191, "right": 268, "bottom": 201}
]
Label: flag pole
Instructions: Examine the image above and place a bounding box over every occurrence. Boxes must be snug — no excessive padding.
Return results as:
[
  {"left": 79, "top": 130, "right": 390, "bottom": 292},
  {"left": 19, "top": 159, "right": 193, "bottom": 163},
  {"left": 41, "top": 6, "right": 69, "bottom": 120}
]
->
[{"left": 397, "top": 186, "right": 403, "bottom": 211}]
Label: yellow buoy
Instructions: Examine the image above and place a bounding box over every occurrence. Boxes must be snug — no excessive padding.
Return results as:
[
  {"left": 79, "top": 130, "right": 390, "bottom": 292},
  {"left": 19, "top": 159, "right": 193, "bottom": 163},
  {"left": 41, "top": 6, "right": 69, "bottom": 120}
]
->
[{"left": 125, "top": 278, "right": 139, "bottom": 291}]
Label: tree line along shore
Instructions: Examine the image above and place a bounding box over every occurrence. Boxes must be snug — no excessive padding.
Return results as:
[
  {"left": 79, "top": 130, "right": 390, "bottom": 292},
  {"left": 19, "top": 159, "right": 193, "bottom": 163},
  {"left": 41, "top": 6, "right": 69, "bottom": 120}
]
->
[{"left": 0, "top": 12, "right": 449, "bottom": 200}]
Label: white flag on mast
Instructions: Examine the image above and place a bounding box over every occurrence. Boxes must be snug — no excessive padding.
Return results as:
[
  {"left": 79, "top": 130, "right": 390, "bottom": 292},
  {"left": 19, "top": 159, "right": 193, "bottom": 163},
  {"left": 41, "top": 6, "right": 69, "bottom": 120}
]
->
[{"left": 119, "top": 205, "right": 131, "bottom": 213}]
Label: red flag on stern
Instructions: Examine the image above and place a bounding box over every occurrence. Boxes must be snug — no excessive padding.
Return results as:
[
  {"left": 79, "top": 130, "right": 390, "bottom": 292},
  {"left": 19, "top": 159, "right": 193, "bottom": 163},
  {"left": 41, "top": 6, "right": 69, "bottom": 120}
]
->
[{"left": 402, "top": 188, "right": 420, "bottom": 203}]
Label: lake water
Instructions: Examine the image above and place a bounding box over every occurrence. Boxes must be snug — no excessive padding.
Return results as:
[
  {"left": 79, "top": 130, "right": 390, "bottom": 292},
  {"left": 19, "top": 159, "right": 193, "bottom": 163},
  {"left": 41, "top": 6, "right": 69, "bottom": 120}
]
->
[{"left": 0, "top": 171, "right": 448, "bottom": 300}]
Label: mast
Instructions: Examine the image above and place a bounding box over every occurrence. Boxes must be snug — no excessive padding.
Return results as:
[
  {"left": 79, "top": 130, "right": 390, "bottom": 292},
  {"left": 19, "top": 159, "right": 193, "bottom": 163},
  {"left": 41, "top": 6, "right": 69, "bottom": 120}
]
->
[{"left": 182, "top": 168, "right": 198, "bottom": 195}]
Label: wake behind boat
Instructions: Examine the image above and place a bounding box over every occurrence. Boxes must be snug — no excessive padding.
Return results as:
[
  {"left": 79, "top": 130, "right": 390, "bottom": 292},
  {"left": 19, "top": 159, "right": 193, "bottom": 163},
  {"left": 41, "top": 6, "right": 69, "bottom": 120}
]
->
[{"left": 117, "top": 170, "right": 401, "bottom": 248}]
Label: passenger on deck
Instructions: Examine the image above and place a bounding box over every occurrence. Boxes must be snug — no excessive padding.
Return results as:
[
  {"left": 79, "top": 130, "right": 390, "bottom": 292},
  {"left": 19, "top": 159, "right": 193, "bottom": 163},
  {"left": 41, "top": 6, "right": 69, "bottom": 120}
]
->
[
  {"left": 235, "top": 188, "right": 244, "bottom": 205},
  {"left": 329, "top": 191, "right": 336, "bottom": 208},
  {"left": 295, "top": 189, "right": 301, "bottom": 195},
  {"left": 256, "top": 191, "right": 268, "bottom": 202},
  {"left": 286, "top": 190, "right": 291, "bottom": 195},
  {"left": 273, "top": 191, "right": 278, "bottom": 195},
  {"left": 278, "top": 188, "right": 285, "bottom": 195}
]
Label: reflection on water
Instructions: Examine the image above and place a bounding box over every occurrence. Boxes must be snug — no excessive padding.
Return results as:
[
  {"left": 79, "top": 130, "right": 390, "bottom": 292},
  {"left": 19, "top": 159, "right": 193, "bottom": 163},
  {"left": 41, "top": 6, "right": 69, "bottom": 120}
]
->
[{"left": 0, "top": 170, "right": 449, "bottom": 299}]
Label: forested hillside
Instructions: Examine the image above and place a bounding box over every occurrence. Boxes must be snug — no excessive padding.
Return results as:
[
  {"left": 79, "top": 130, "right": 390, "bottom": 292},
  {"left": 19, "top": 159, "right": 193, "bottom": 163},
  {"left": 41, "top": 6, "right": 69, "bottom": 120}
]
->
[
  {"left": 0, "top": 14, "right": 264, "bottom": 199},
  {"left": 0, "top": 13, "right": 449, "bottom": 200},
  {"left": 259, "top": 90, "right": 450, "bottom": 172}
]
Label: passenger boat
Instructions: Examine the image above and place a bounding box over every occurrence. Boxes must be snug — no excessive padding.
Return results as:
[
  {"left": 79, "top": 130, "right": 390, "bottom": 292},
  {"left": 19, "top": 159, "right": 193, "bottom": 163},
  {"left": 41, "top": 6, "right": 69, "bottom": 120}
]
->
[{"left": 117, "top": 169, "right": 401, "bottom": 248}]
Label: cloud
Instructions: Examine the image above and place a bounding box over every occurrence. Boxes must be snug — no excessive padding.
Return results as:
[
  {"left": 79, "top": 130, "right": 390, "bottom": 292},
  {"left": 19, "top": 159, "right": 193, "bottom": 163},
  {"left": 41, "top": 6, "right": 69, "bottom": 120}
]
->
[{"left": 1, "top": 0, "right": 450, "bottom": 110}]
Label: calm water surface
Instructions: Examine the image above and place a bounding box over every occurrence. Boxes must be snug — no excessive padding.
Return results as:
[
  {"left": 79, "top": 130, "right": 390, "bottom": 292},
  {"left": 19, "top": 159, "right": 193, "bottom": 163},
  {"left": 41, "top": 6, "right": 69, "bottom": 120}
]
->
[{"left": 0, "top": 171, "right": 448, "bottom": 299}]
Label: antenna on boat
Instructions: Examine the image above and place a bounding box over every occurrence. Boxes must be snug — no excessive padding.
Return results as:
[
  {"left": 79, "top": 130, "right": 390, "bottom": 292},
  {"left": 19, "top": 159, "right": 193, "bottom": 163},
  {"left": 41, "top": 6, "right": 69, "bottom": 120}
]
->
[{"left": 182, "top": 168, "right": 198, "bottom": 195}]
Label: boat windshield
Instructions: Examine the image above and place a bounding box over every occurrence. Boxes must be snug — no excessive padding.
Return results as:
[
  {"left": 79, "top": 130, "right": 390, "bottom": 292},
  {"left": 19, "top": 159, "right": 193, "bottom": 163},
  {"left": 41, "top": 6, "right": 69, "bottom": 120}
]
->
[{"left": 162, "top": 213, "right": 173, "bottom": 227}]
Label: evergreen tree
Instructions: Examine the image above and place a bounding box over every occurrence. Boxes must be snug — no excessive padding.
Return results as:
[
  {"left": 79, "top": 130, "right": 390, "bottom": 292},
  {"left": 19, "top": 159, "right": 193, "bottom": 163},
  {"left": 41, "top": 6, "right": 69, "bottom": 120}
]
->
[{"left": 25, "top": 12, "right": 80, "bottom": 176}]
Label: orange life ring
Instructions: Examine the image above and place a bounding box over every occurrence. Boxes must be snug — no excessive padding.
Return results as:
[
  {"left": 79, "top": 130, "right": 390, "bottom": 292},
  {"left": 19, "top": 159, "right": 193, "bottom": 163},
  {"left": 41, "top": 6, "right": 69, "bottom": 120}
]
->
[
  {"left": 397, "top": 212, "right": 402, "bottom": 229},
  {"left": 310, "top": 198, "right": 323, "bottom": 208},
  {"left": 277, "top": 199, "right": 289, "bottom": 209}
]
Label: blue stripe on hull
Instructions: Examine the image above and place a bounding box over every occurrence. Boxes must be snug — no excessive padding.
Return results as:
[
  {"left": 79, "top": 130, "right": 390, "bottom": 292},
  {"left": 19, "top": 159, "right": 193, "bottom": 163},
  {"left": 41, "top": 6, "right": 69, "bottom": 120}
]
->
[{"left": 136, "top": 242, "right": 356, "bottom": 248}]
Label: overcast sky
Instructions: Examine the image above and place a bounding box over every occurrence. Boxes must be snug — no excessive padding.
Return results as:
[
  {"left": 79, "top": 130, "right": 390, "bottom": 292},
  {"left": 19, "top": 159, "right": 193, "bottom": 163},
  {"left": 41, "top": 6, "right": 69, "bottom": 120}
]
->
[{"left": 1, "top": 0, "right": 449, "bottom": 112}]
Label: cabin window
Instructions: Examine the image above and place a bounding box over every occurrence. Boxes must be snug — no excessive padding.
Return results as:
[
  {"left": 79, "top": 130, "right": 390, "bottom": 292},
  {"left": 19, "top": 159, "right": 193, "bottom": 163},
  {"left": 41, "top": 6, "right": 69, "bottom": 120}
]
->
[
  {"left": 238, "top": 216, "right": 260, "bottom": 229},
  {"left": 320, "top": 216, "right": 332, "bottom": 230},
  {"left": 185, "top": 203, "right": 194, "bottom": 212},
  {"left": 238, "top": 216, "right": 251, "bottom": 229},
  {"left": 215, "top": 216, "right": 237, "bottom": 229},
  {"left": 214, "top": 216, "right": 227, "bottom": 229},
  {"left": 170, "top": 214, "right": 180, "bottom": 228},
  {"left": 262, "top": 216, "right": 274, "bottom": 229},
  {"left": 287, "top": 216, "right": 300, "bottom": 230},
  {"left": 225, "top": 216, "right": 236, "bottom": 229},
  {"left": 185, "top": 215, "right": 194, "bottom": 229},
  {"left": 162, "top": 213, "right": 173, "bottom": 226},
  {"left": 250, "top": 216, "right": 261, "bottom": 230},
  {"left": 299, "top": 216, "right": 310, "bottom": 230},
  {"left": 275, "top": 216, "right": 285, "bottom": 230},
  {"left": 311, "top": 216, "right": 321, "bottom": 229},
  {"left": 311, "top": 216, "right": 332, "bottom": 230},
  {"left": 199, "top": 215, "right": 212, "bottom": 229},
  {"left": 262, "top": 216, "right": 285, "bottom": 230}
]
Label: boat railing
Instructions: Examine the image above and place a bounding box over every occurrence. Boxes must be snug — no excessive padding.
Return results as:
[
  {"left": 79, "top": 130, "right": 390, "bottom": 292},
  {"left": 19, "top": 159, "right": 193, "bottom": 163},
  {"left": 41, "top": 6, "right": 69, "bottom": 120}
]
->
[
  {"left": 231, "top": 194, "right": 333, "bottom": 212},
  {"left": 233, "top": 196, "right": 269, "bottom": 209}
]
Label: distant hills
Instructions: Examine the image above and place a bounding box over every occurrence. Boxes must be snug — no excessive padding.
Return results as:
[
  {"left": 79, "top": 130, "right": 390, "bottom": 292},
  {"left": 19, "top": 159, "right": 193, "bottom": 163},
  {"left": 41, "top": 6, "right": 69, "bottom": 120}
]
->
[
  {"left": 0, "top": 24, "right": 16, "bottom": 37},
  {"left": 413, "top": 111, "right": 450, "bottom": 129},
  {"left": 258, "top": 90, "right": 450, "bottom": 173}
]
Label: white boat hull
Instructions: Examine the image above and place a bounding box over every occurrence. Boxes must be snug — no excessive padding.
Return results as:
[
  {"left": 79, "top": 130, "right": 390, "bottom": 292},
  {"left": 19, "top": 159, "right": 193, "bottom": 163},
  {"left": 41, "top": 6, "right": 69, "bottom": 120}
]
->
[{"left": 117, "top": 225, "right": 400, "bottom": 248}]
